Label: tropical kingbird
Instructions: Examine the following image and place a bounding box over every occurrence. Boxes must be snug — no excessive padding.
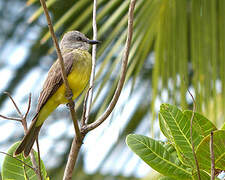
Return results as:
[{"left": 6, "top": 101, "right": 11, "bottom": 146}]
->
[{"left": 14, "top": 31, "right": 99, "bottom": 157}]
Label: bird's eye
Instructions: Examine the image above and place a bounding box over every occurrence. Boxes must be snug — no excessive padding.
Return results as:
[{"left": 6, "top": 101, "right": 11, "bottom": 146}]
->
[{"left": 76, "top": 37, "right": 82, "bottom": 41}]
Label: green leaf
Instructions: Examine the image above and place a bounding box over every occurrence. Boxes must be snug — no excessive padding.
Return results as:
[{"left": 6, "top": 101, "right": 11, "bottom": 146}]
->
[
  {"left": 126, "top": 134, "right": 192, "bottom": 180},
  {"left": 196, "top": 130, "right": 225, "bottom": 172},
  {"left": 183, "top": 110, "right": 217, "bottom": 137},
  {"left": 193, "top": 170, "right": 220, "bottom": 180},
  {"left": 159, "top": 177, "right": 176, "bottom": 180},
  {"left": 159, "top": 104, "right": 197, "bottom": 165},
  {"left": 221, "top": 122, "right": 225, "bottom": 130},
  {"left": 1, "top": 142, "right": 48, "bottom": 180},
  {"left": 159, "top": 105, "right": 217, "bottom": 167}
]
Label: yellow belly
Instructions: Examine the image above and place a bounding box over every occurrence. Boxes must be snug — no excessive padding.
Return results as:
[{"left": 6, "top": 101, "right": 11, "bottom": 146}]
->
[{"left": 36, "top": 49, "right": 92, "bottom": 126}]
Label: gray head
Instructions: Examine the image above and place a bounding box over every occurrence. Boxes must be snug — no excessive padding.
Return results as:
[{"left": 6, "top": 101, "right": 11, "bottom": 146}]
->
[{"left": 60, "top": 31, "right": 100, "bottom": 52}]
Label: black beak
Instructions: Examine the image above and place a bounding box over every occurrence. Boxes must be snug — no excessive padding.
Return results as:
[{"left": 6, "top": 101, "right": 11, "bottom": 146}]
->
[{"left": 87, "top": 39, "right": 101, "bottom": 45}]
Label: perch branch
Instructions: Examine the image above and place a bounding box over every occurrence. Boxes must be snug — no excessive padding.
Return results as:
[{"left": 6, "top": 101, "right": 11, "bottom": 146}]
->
[
  {"left": 39, "top": 0, "right": 80, "bottom": 140},
  {"left": 63, "top": 0, "right": 99, "bottom": 179},
  {"left": 62, "top": 134, "right": 85, "bottom": 180},
  {"left": 64, "top": 0, "right": 136, "bottom": 178}
]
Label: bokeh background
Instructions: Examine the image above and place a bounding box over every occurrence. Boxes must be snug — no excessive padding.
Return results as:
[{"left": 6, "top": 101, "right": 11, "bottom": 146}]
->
[{"left": 0, "top": 0, "right": 225, "bottom": 179}]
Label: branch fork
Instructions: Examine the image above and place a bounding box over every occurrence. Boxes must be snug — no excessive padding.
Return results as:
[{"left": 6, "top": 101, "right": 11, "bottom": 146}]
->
[{"left": 0, "top": 92, "right": 42, "bottom": 179}]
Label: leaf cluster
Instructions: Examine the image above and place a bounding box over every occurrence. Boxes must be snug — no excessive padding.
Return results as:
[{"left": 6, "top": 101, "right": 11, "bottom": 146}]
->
[{"left": 127, "top": 104, "right": 225, "bottom": 180}]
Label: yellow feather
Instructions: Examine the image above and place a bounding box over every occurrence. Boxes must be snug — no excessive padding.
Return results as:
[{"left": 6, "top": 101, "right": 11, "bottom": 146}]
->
[{"left": 36, "top": 49, "right": 92, "bottom": 126}]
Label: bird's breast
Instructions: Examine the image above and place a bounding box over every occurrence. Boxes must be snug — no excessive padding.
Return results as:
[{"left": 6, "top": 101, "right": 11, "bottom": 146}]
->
[{"left": 57, "top": 49, "right": 92, "bottom": 103}]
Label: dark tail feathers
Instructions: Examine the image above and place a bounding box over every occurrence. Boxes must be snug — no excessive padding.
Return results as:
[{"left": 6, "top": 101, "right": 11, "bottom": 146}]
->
[{"left": 14, "top": 115, "right": 41, "bottom": 158}]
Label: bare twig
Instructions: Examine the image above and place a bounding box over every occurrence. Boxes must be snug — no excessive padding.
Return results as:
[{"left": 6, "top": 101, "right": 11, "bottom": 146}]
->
[
  {"left": 0, "top": 93, "right": 41, "bottom": 179},
  {"left": 39, "top": 0, "right": 81, "bottom": 140},
  {"left": 4, "top": 92, "right": 23, "bottom": 117},
  {"left": 210, "top": 131, "right": 215, "bottom": 180},
  {"left": 84, "top": 0, "right": 98, "bottom": 124},
  {"left": 22, "top": 93, "right": 32, "bottom": 132},
  {"left": 0, "top": 115, "right": 22, "bottom": 122},
  {"left": 24, "top": 94, "right": 31, "bottom": 121},
  {"left": 187, "top": 89, "right": 201, "bottom": 180},
  {"left": 0, "top": 151, "right": 36, "bottom": 172},
  {"left": 0, "top": 92, "right": 24, "bottom": 122},
  {"left": 86, "top": 0, "right": 136, "bottom": 132},
  {"left": 81, "top": 87, "right": 92, "bottom": 126},
  {"left": 23, "top": 94, "right": 41, "bottom": 180},
  {"left": 36, "top": 138, "right": 42, "bottom": 180},
  {"left": 30, "top": 149, "right": 40, "bottom": 178}
]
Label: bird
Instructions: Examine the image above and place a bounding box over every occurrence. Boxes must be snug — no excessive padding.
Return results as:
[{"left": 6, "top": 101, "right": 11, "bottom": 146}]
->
[{"left": 14, "top": 31, "right": 100, "bottom": 157}]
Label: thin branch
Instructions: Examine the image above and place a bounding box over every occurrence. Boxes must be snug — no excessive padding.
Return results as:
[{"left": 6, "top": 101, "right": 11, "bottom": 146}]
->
[
  {"left": 22, "top": 93, "right": 32, "bottom": 131},
  {"left": 39, "top": 0, "right": 81, "bottom": 140},
  {"left": 1, "top": 93, "right": 41, "bottom": 178},
  {"left": 24, "top": 93, "right": 32, "bottom": 121},
  {"left": 23, "top": 94, "right": 41, "bottom": 180},
  {"left": 0, "top": 92, "right": 23, "bottom": 122},
  {"left": 210, "top": 131, "right": 215, "bottom": 180},
  {"left": 0, "top": 115, "right": 22, "bottom": 122},
  {"left": 86, "top": 0, "right": 136, "bottom": 132},
  {"left": 0, "top": 151, "right": 36, "bottom": 172},
  {"left": 187, "top": 89, "right": 201, "bottom": 180},
  {"left": 4, "top": 92, "right": 23, "bottom": 118},
  {"left": 62, "top": 134, "right": 85, "bottom": 180},
  {"left": 36, "top": 138, "right": 42, "bottom": 180},
  {"left": 81, "top": 87, "right": 92, "bottom": 126},
  {"left": 30, "top": 149, "right": 40, "bottom": 178},
  {"left": 84, "top": 0, "right": 98, "bottom": 124}
]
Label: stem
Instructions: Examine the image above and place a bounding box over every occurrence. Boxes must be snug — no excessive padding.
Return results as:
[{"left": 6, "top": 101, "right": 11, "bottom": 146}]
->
[
  {"left": 187, "top": 89, "right": 201, "bottom": 180},
  {"left": 86, "top": 0, "right": 136, "bottom": 132},
  {"left": 36, "top": 138, "right": 42, "bottom": 180},
  {"left": 84, "top": 0, "right": 98, "bottom": 124},
  {"left": 210, "top": 131, "right": 215, "bottom": 180}
]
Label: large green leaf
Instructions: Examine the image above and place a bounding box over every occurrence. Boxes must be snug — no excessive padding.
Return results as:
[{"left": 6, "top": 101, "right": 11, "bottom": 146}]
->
[
  {"left": 159, "top": 104, "right": 198, "bottom": 165},
  {"left": 196, "top": 130, "right": 225, "bottom": 172},
  {"left": 183, "top": 110, "right": 217, "bottom": 137},
  {"left": 1, "top": 142, "right": 48, "bottom": 180},
  {"left": 126, "top": 134, "right": 192, "bottom": 180},
  {"left": 159, "top": 104, "right": 217, "bottom": 168}
]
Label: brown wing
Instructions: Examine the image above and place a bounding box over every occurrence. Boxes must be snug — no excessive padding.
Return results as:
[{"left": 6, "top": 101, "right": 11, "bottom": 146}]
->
[{"left": 36, "top": 52, "right": 75, "bottom": 113}]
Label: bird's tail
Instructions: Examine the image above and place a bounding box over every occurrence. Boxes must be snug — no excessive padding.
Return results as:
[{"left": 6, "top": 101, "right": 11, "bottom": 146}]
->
[{"left": 14, "top": 114, "right": 42, "bottom": 158}]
